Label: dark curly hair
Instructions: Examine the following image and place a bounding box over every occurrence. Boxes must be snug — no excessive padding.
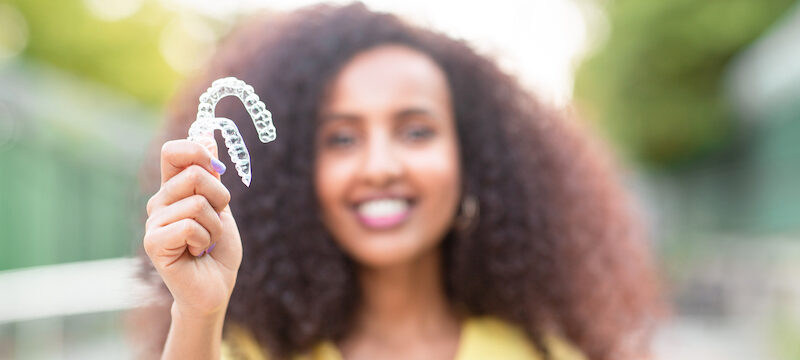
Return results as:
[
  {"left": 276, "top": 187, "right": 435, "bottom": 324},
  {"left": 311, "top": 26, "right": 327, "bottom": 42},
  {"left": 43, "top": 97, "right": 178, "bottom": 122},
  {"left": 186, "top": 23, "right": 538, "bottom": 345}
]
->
[{"left": 135, "top": 3, "right": 662, "bottom": 360}]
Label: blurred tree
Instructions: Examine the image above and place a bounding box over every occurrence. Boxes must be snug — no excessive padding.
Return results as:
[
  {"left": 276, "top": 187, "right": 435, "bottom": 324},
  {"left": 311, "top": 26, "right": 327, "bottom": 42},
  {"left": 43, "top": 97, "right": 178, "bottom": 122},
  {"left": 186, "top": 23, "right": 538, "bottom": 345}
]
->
[
  {"left": 1, "top": 0, "right": 182, "bottom": 107},
  {"left": 575, "top": 0, "right": 796, "bottom": 168}
]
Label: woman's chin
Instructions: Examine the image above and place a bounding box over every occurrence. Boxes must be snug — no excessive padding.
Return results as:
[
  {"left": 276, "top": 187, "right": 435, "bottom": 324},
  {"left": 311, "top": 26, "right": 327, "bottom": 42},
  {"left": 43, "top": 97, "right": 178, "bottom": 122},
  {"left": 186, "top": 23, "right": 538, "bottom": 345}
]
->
[{"left": 342, "top": 233, "right": 435, "bottom": 269}]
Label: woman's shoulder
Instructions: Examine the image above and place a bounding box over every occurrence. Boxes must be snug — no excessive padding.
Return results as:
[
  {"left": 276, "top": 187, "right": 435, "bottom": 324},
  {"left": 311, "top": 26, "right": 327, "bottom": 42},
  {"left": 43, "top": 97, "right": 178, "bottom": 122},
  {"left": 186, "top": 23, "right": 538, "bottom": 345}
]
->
[
  {"left": 457, "top": 316, "right": 585, "bottom": 360},
  {"left": 222, "top": 324, "right": 341, "bottom": 360},
  {"left": 221, "top": 325, "right": 265, "bottom": 360},
  {"left": 222, "top": 324, "right": 340, "bottom": 360},
  {"left": 222, "top": 316, "right": 585, "bottom": 360}
]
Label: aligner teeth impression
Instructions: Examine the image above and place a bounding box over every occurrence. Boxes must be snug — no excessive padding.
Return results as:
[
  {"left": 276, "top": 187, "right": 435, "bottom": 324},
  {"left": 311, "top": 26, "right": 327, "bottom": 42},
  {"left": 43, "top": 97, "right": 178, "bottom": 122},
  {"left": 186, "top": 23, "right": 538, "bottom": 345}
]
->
[{"left": 187, "top": 77, "right": 277, "bottom": 187}]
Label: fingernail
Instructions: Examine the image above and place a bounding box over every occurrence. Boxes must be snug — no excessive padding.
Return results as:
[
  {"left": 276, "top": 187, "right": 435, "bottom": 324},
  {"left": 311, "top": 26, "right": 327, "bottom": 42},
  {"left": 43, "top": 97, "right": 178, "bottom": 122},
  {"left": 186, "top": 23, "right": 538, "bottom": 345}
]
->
[
  {"left": 211, "top": 158, "right": 226, "bottom": 175},
  {"left": 197, "top": 249, "right": 206, "bottom": 257},
  {"left": 207, "top": 243, "right": 217, "bottom": 253}
]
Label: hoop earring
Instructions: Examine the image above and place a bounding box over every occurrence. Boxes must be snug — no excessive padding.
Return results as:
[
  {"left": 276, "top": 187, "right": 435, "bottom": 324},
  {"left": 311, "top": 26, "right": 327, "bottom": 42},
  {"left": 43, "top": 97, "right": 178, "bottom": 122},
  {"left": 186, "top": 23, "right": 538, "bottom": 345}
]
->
[{"left": 455, "top": 195, "right": 479, "bottom": 234}]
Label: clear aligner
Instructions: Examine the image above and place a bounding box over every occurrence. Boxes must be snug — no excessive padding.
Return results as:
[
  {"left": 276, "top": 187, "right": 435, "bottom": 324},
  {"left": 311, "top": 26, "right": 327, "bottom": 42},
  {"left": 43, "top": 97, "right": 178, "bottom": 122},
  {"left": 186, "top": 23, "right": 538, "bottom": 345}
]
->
[{"left": 187, "top": 77, "right": 277, "bottom": 187}]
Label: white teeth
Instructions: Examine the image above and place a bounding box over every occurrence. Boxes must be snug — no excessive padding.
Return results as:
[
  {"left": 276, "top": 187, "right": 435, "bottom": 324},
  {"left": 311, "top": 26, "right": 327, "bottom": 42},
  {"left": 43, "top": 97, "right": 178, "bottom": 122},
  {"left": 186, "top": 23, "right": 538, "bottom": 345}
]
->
[{"left": 357, "top": 198, "right": 409, "bottom": 218}]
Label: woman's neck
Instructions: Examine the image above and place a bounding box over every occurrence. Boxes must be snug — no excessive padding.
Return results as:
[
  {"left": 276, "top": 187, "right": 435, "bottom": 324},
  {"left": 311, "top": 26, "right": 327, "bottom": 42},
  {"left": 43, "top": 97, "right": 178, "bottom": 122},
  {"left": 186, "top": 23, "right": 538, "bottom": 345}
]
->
[{"left": 342, "top": 247, "right": 461, "bottom": 358}]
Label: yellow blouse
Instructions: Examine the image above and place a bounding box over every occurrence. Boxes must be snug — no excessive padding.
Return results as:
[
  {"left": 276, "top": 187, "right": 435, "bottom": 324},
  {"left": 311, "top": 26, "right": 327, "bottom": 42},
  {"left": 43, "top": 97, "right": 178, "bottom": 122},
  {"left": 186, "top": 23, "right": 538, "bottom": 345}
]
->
[{"left": 222, "top": 316, "right": 585, "bottom": 360}]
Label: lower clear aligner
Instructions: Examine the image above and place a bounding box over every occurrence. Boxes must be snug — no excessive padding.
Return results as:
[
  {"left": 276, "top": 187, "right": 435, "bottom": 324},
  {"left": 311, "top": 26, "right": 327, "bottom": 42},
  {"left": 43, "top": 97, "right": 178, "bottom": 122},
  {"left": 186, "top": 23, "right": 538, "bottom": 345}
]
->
[{"left": 187, "top": 77, "right": 277, "bottom": 187}]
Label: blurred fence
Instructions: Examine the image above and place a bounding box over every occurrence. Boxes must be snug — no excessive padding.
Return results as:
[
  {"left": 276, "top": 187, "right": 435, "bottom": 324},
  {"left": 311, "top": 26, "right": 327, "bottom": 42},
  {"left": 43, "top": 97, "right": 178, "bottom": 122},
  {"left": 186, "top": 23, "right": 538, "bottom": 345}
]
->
[
  {"left": 0, "top": 59, "right": 154, "bottom": 271},
  {"left": 0, "top": 59, "right": 154, "bottom": 359},
  {"left": 0, "top": 258, "right": 146, "bottom": 359}
]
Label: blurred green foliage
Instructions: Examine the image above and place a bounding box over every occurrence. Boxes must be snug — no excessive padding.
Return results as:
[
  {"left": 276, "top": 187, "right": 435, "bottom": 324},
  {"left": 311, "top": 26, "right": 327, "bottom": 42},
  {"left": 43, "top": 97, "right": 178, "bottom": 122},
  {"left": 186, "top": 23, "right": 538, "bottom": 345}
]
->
[
  {"left": 575, "top": 0, "right": 796, "bottom": 168},
  {"left": 2, "top": 0, "right": 181, "bottom": 107}
]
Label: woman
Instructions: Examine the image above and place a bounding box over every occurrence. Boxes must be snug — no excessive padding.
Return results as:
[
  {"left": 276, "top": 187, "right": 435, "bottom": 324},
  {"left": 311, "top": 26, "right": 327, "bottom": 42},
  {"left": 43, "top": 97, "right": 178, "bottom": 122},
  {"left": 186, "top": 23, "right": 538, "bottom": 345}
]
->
[{"left": 138, "top": 3, "right": 662, "bottom": 360}]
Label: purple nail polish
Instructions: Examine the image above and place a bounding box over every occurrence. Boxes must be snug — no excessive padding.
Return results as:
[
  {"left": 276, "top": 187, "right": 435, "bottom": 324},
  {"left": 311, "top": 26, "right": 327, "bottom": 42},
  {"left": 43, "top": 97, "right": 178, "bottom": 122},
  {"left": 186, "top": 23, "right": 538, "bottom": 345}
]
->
[
  {"left": 211, "top": 158, "right": 226, "bottom": 175},
  {"left": 207, "top": 243, "right": 217, "bottom": 253}
]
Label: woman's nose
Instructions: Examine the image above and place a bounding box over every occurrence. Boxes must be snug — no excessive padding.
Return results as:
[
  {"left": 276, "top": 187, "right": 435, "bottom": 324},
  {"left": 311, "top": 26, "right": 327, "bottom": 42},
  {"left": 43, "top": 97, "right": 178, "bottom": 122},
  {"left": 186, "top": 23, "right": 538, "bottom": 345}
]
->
[{"left": 360, "top": 132, "right": 403, "bottom": 186}]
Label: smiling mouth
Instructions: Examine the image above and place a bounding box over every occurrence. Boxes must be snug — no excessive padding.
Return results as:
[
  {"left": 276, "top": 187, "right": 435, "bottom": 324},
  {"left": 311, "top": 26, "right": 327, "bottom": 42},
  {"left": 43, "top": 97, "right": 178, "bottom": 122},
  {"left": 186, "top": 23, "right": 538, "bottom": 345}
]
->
[{"left": 354, "top": 198, "right": 413, "bottom": 229}]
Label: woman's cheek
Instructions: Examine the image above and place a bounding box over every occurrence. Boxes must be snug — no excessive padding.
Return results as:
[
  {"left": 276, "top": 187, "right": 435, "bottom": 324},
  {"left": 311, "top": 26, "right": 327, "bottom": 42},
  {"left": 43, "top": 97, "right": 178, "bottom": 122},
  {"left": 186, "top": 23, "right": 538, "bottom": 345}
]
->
[
  {"left": 407, "top": 143, "right": 461, "bottom": 223},
  {"left": 316, "top": 154, "right": 354, "bottom": 220},
  {"left": 411, "top": 141, "right": 460, "bottom": 188}
]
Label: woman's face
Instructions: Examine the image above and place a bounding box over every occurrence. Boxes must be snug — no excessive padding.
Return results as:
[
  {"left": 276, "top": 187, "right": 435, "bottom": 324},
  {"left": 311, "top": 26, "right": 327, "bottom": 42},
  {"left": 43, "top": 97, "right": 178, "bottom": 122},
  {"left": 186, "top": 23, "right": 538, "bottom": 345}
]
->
[{"left": 315, "top": 45, "right": 461, "bottom": 268}]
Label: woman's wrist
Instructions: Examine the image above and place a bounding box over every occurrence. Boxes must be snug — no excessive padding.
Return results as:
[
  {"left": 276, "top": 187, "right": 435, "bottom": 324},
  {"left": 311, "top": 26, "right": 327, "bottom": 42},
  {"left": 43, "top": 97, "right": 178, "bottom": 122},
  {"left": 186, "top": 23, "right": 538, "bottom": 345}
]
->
[
  {"left": 162, "top": 301, "right": 228, "bottom": 360},
  {"left": 171, "top": 300, "right": 228, "bottom": 323}
]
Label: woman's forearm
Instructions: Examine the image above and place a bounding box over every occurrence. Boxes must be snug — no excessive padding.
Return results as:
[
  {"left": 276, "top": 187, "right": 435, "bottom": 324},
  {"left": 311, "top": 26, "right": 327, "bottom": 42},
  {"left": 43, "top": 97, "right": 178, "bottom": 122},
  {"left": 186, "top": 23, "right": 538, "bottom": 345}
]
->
[{"left": 161, "top": 302, "right": 227, "bottom": 360}]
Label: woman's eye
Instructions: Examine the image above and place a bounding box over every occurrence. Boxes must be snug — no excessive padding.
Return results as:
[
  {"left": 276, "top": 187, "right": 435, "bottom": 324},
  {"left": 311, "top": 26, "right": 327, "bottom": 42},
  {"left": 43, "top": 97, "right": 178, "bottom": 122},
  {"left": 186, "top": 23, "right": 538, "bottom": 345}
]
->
[
  {"left": 324, "top": 132, "right": 357, "bottom": 148},
  {"left": 402, "top": 126, "right": 435, "bottom": 141}
]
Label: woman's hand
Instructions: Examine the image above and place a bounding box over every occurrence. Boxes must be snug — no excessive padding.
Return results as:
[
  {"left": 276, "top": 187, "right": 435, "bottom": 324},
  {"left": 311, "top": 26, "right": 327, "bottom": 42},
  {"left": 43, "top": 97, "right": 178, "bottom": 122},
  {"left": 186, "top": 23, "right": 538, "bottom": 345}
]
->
[{"left": 144, "top": 138, "right": 242, "bottom": 319}]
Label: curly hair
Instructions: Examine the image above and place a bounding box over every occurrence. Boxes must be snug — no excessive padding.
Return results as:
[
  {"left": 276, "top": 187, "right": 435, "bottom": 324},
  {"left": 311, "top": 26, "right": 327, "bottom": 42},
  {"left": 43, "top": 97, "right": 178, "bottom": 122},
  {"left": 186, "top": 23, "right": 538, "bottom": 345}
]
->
[{"left": 136, "top": 3, "right": 662, "bottom": 360}]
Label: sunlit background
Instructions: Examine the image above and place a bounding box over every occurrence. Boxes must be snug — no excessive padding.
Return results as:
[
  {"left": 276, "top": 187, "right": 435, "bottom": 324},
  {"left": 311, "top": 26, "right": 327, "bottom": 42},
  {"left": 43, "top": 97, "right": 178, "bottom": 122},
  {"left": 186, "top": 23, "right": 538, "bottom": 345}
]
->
[{"left": 1, "top": 0, "right": 799, "bottom": 359}]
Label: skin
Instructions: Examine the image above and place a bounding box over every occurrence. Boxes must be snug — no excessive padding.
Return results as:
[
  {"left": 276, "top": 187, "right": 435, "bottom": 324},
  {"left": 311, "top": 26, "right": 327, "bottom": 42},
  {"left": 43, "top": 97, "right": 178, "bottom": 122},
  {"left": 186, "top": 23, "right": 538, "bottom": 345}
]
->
[
  {"left": 316, "top": 45, "right": 462, "bottom": 360},
  {"left": 144, "top": 137, "right": 242, "bottom": 360},
  {"left": 144, "top": 45, "right": 462, "bottom": 360}
]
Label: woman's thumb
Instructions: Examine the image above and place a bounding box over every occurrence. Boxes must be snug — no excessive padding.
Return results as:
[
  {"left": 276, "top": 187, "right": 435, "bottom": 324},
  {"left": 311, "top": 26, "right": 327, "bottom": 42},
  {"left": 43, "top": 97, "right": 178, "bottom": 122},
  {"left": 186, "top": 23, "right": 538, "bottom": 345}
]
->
[{"left": 199, "top": 137, "right": 224, "bottom": 180}]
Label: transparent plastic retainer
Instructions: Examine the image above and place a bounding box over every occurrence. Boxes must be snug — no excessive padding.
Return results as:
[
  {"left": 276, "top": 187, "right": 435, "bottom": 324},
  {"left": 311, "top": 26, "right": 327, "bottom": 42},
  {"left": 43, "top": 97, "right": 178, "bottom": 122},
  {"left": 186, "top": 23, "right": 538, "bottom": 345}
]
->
[{"left": 187, "top": 77, "right": 277, "bottom": 187}]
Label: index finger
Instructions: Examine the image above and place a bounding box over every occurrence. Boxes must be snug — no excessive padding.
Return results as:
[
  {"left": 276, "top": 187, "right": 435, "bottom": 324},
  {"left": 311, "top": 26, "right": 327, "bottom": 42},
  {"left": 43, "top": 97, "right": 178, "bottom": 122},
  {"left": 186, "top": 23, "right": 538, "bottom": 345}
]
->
[{"left": 160, "top": 139, "right": 219, "bottom": 184}]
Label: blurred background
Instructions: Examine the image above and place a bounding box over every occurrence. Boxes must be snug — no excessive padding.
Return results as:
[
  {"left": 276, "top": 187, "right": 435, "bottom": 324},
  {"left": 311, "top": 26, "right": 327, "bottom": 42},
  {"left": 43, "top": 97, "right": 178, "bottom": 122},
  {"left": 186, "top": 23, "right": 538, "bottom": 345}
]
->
[{"left": 0, "top": 0, "right": 799, "bottom": 359}]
